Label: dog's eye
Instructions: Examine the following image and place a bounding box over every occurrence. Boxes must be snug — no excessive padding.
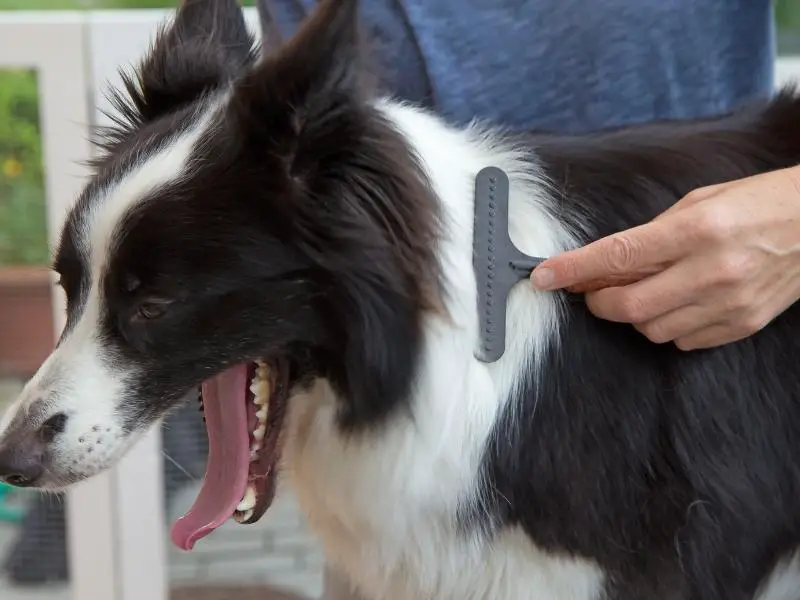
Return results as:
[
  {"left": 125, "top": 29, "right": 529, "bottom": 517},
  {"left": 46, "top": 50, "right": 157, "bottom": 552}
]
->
[{"left": 135, "top": 300, "right": 171, "bottom": 321}]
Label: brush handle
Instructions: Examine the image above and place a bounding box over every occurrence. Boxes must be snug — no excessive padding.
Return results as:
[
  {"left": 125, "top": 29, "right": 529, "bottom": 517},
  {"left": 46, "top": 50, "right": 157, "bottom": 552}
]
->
[{"left": 566, "top": 272, "right": 648, "bottom": 293}]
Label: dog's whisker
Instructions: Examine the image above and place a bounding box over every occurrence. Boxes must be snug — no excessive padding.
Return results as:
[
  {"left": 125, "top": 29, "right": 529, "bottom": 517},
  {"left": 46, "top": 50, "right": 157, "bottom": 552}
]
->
[{"left": 162, "top": 451, "right": 196, "bottom": 481}]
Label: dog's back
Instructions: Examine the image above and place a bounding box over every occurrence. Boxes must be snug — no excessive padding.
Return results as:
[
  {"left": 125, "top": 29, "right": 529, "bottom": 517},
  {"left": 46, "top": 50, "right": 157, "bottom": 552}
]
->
[{"left": 516, "top": 90, "right": 800, "bottom": 599}]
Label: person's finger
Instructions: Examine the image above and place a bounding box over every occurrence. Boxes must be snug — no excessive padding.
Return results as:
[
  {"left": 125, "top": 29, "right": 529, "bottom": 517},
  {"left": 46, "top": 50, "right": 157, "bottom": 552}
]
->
[
  {"left": 531, "top": 214, "right": 692, "bottom": 291},
  {"left": 674, "top": 324, "right": 746, "bottom": 351},
  {"left": 634, "top": 305, "right": 715, "bottom": 344},
  {"left": 651, "top": 183, "right": 726, "bottom": 221},
  {"left": 676, "top": 289, "right": 790, "bottom": 350},
  {"left": 583, "top": 260, "right": 703, "bottom": 324},
  {"left": 565, "top": 269, "right": 662, "bottom": 294}
]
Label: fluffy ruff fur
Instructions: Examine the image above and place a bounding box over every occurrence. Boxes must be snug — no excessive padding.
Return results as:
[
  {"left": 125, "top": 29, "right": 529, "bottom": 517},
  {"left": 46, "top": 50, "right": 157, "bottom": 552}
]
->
[{"left": 1, "top": 1, "right": 800, "bottom": 598}]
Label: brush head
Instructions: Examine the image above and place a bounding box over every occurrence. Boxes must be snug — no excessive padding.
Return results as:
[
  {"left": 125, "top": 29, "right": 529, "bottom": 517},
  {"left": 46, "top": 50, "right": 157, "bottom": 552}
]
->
[{"left": 473, "top": 166, "right": 543, "bottom": 363}]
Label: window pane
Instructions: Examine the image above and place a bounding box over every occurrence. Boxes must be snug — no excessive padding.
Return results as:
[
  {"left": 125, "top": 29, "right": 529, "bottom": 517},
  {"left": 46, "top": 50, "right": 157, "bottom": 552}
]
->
[{"left": 777, "top": 0, "right": 800, "bottom": 55}]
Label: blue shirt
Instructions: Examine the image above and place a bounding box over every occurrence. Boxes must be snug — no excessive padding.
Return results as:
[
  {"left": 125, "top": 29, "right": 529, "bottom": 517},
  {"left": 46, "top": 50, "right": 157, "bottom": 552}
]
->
[{"left": 259, "top": 0, "right": 775, "bottom": 133}]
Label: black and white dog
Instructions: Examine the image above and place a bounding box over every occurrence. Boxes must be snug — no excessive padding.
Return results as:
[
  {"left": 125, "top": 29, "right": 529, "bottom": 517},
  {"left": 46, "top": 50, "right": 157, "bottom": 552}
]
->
[{"left": 1, "top": 0, "right": 800, "bottom": 598}]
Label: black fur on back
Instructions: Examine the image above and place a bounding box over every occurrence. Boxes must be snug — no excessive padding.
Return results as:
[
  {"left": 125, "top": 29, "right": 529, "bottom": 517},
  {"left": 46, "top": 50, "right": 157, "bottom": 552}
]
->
[{"left": 480, "top": 87, "right": 800, "bottom": 600}]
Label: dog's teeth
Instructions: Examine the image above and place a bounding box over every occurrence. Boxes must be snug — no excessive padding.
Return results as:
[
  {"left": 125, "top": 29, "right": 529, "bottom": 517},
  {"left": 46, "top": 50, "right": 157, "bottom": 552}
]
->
[
  {"left": 232, "top": 508, "right": 255, "bottom": 524},
  {"left": 254, "top": 380, "right": 270, "bottom": 405},
  {"left": 256, "top": 407, "right": 268, "bottom": 423},
  {"left": 238, "top": 508, "right": 254, "bottom": 523},
  {"left": 253, "top": 426, "right": 265, "bottom": 442},
  {"left": 249, "top": 445, "right": 261, "bottom": 461},
  {"left": 237, "top": 486, "right": 256, "bottom": 512}
]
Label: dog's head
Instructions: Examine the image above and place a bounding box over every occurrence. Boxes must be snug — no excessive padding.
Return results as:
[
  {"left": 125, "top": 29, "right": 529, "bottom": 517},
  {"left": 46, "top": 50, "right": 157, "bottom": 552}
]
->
[{"left": 0, "top": 0, "right": 439, "bottom": 529}]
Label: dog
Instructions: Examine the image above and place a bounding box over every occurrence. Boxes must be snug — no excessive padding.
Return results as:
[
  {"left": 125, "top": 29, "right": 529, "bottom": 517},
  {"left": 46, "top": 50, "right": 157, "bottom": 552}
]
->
[{"left": 1, "top": 0, "right": 800, "bottom": 598}]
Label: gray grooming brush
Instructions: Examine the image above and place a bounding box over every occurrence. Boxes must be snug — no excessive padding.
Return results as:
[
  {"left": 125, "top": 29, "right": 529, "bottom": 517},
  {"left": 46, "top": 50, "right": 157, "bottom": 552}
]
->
[{"left": 473, "top": 166, "right": 544, "bottom": 363}]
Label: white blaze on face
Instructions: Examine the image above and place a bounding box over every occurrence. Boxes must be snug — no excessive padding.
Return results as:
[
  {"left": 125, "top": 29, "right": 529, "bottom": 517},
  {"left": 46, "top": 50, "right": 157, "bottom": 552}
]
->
[{"left": 0, "top": 103, "right": 222, "bottom": 486}]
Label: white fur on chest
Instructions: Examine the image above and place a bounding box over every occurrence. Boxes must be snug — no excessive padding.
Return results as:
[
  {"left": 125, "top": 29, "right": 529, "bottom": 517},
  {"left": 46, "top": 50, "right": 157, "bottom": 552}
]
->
[
  {"left": 285, "top": 380, "right": 603, "bottom": 600},
  {"left": 282, "top": 101, "right": 604, "bottom": 600}
]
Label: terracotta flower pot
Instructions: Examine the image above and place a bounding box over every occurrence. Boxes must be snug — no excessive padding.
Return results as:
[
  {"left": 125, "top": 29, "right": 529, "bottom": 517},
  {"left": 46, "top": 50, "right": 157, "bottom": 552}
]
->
[{"left": 0, "top": 266, "right": 55, "bottom": 378}]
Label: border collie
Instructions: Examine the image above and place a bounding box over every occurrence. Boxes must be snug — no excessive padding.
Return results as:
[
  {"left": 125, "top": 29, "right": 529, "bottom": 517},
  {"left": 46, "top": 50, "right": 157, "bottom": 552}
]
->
[{"left": 1, "top": 1, "right": 800, "bottom": 598}]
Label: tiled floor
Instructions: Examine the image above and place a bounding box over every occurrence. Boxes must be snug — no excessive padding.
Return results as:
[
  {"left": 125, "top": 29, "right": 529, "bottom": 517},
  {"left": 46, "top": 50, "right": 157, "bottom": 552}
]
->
[
  {"left": 167, "top": 483, "right": 324, "bottom": 597},
  {"left": 0, "top": 378, "right": 324, "bottom": 600},
  {"left": 171, "top": 586, "right": 308, "bottom": 599}
]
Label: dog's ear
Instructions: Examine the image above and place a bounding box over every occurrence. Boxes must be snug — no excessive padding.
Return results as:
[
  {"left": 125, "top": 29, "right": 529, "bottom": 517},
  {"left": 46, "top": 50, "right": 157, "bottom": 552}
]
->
[
  {"left": 336, "top": 278, "right": 423, "bottom": 431},
  {"left": 124, "top": 0, "right": 255, "bottom": 123},
  {"left": 267, "top": 0, "right": 365, "bottom": 102},
  {"left": 228, "top": 0, "right": 367, "bottom": 156}
]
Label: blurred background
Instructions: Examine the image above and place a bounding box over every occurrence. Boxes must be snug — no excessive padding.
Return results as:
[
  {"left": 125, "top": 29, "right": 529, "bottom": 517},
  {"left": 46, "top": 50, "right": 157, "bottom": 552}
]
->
[{"left": 0, "top": 1, "right": 799, "bottom": 600}]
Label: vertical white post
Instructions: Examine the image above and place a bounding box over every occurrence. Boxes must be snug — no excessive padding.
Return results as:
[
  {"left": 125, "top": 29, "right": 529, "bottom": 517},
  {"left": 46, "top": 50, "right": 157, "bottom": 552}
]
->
[
  {"left": 0, "top": 11, "right": 118, "bottom": 600},
  {"left": 87, "top": 10, "right": 170, "bottom": 600}
]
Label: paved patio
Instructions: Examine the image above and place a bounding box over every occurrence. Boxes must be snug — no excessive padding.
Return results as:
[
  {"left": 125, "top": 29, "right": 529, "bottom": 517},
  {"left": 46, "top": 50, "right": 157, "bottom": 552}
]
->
[{"left": 0, "top": 378, "right": 325, "bottom": 600}]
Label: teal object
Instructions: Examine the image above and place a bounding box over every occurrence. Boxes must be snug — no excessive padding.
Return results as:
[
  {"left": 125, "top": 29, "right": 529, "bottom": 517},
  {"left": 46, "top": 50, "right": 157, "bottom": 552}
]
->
[{"left": 0, "top": 481, "right": 24, "bottom": 523}]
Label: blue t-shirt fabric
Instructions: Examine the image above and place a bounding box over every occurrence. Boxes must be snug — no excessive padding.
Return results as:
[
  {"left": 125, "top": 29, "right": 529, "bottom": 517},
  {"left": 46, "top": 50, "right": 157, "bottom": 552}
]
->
[{"left": 257, "top": 0, "right": 775, "bottom": 133}]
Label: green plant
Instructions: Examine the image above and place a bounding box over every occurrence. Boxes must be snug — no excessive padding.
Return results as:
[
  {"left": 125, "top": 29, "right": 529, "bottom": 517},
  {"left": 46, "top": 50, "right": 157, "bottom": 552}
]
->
[
  {"left": 0, "top": 69, "right": 48, "bottom": 266},
  {"left": 776, "top": 0, "right": 800, "bottom": 30}
]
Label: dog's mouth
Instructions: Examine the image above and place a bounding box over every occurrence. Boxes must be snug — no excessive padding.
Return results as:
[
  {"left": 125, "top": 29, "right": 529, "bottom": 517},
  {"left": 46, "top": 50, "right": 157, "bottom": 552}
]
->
[{"left": 170, "top": 358, "right": 289, "bottom": 551}]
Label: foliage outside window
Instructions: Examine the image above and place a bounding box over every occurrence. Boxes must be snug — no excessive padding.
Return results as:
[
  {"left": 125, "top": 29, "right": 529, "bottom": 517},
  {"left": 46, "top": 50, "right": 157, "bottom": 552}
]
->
[{"left": 0, "top": 70, "right": 46, "bottom": 266}]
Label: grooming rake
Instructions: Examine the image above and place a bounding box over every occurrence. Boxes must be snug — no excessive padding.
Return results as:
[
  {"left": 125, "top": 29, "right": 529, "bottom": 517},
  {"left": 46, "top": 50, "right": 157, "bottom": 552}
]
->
[{"left": 472, "top": 166, "right": 643, "bottom": 363}]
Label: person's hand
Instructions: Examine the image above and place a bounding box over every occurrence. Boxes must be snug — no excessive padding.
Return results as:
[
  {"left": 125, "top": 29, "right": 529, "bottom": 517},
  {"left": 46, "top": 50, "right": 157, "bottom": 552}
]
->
[{"left": 530, "top": 165, "right": 800, "bottom": 350}]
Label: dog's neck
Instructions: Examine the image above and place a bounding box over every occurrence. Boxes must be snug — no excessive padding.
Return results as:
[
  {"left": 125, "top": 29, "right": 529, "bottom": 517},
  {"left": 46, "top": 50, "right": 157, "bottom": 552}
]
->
[
  {"left": 284, "top": 102, "right": 593, "bottom": 590},
  {"left": 372, "top": 97, "right": 580, "bottom": 397}
]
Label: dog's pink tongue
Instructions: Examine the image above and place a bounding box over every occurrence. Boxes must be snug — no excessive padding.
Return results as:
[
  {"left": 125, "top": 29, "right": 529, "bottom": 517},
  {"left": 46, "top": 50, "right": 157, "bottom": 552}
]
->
[{"left": 170, "top": 364, "right": 249, "bottom": 551}]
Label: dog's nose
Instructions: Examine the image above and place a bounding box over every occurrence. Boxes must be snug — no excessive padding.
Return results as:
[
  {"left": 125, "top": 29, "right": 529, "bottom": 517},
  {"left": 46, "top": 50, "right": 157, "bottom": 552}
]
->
[
  {"left": 0, "top": 435, "right": 45, "bottom": 487},
  {"left": 0, "top": 413, "right": 67, "bottom": 488}
]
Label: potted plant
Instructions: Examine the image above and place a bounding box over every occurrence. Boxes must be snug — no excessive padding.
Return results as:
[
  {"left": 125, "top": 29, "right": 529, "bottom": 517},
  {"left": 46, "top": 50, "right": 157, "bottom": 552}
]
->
[{"left": 0, "top": 68, "right": 54, "bottom": 378}]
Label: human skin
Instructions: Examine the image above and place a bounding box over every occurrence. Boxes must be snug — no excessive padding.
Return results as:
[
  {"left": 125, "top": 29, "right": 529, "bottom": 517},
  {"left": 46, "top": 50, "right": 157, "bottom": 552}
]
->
[{"left": 531, "top": 165, "right": 800, "bottom": 350}]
